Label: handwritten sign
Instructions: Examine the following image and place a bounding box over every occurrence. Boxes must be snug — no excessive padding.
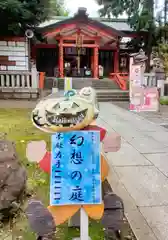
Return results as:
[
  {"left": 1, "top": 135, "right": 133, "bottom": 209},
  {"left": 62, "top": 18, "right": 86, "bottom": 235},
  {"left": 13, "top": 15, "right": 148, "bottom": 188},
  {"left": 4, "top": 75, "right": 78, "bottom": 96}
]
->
[{"left": 50, "top": 131, "right": 101, "bottom": 206}]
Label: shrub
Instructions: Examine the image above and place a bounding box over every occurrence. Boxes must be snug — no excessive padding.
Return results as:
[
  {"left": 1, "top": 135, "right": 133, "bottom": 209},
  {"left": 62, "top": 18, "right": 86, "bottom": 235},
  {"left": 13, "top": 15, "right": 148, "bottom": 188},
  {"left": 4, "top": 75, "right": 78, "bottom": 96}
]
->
[{"left": 160, "top": 96, "right": 168, "bottom": 105}]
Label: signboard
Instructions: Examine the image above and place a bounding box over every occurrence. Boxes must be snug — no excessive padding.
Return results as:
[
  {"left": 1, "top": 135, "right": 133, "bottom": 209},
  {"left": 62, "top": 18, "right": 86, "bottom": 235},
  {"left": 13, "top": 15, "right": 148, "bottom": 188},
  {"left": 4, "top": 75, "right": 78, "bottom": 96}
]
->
[
  {"left": 129, "top": 64, "right": 143, "bottom": 95},
  {"left": 50, "top": 131, "right": 101, "bottom": 206},
  {"left": 65, "top": 47, "right": 86, "bottom": 55},
  {"left": 64, "top": 77, "right": 72, "bottom": 92},
  {"left": 130, "top": 86, "right": 159, "bottom": 112},
  {"left": 129, "top": 57, "right": 158, "bottom": 112}
]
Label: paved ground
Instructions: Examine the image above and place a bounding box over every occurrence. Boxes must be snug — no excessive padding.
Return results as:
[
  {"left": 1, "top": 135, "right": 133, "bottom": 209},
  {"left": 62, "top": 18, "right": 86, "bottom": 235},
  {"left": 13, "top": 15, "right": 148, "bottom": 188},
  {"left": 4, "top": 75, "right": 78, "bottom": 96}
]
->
[
  {"left": 0, "top": 100, "right": 37, "bottom": 108},
  {"left": 98, "top": 102, "right": 168, "bottom": 240},
  {"left": 113, "top": 101, "right": 168, "bottom": 126},
  {"left": 1, "top": 100, "right": 168, "bottom": 126}
]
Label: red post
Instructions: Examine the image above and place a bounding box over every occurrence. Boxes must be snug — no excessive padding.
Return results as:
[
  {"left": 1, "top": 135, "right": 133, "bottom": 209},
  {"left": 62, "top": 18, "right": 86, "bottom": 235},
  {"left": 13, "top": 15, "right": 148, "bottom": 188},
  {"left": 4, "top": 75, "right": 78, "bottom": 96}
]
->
[
  {"left": 114, "top": 50, "right": 119, "bottom": 73},
  {"left": 39, "top": 72, "right": 45, "bottom": 89},
  {"left": 93, "top": 46, "right": 99, "bottom": 79},
  {"left": 91, "top": 55, "right": 94, "bottom": 76},
  {"left": 59, "top": 39, "right": 64, "bottom": 78}
]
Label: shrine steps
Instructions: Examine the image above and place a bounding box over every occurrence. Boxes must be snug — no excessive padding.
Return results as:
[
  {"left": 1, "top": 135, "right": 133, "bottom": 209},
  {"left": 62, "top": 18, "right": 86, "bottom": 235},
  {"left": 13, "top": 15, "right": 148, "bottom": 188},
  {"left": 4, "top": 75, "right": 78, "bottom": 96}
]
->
[
  {"left": 42, "top": 89, "right": 129, "bottom": 102},
  {"left": 43, "top": 77, "right": 129, "bottom": 102},
  {"left": 92, "top": 78, "right": 119, "bottom": 90},
  {"left": 45, "top": 77, "right": 120, "bottom": 90},
  {"left": 96, "top": 90, "right": 129, "bottom": 102}
]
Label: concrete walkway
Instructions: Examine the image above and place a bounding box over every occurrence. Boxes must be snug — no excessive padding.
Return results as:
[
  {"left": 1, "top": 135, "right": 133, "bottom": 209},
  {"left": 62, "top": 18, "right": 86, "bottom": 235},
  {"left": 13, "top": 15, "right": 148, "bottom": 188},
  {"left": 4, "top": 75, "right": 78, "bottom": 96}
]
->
[{"left": 99, "top": 102, "right": 168, "bottom": 240}]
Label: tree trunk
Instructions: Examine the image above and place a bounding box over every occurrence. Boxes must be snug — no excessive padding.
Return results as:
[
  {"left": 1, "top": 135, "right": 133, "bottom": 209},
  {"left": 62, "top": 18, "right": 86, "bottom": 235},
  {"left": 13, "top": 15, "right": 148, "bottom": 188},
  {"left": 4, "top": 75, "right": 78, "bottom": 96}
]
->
[{"left": 146, "top": 0, "right": 154, "bottom": 72}]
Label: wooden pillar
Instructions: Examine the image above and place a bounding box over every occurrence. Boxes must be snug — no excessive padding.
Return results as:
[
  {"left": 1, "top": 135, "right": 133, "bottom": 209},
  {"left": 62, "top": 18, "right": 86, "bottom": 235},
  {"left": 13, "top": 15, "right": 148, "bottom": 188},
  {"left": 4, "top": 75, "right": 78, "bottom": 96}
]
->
[
  {"left": 59, "top": 39, "right": 64, "bottom": 78},
  {"left": 91, "top": 55, "right": 94, "bottom": 76},
  {"left": 39, "top": 72, "right": 45, "bottom": 89},
  {"left": 114, "top": 50, "right": 119, "bottom": 73},
  {"left": 93, "top": 46, "right": 99, "bottom": 79}
]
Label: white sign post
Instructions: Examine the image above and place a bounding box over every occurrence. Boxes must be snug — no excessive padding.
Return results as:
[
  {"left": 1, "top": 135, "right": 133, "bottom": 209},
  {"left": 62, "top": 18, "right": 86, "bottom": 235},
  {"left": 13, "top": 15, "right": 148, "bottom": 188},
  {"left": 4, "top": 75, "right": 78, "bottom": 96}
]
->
[{"left": 73, "top": 208, "right": 91, "bottom": 240}]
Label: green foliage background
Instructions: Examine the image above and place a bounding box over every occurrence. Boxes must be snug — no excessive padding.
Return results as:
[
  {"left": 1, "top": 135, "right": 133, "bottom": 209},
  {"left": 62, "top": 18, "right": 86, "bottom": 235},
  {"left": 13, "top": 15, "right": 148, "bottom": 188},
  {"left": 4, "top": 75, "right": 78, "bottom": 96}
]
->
[{"left": 0, "top": 0, "right": 68, "bottom": 36}]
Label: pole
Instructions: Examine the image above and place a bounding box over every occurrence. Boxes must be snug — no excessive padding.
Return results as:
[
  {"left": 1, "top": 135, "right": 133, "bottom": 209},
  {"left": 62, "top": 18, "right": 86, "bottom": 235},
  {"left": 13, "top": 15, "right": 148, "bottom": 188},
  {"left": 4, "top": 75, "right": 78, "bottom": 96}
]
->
[
  {"left": 80, "top": 208, "right": 89, "bottom": 240},
  {"left": 27, "top": 37, "right": 31, "bottom": 71},
  {"left": 72, "top": 208, "right": 91, "bottom": 240},
  {"left": 146, "top": 0, "right": 154, "bottom": 72}
]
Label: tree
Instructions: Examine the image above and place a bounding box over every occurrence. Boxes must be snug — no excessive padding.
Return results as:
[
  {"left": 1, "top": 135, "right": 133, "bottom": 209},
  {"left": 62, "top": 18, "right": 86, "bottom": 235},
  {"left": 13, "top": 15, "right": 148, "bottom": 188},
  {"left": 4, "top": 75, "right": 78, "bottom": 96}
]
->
[
  {"left": 50, "top": 0, "right": 69, "bottom": 16},
  {"left": 96, "top": 0, "right": 155, "bottom": 70},
  {"left": 97, "top": 0, "right": 154, "bottom": 31},
  {"left": 158, "top": 43, "right": 168, "bottom": 75},
  {"left": 0, "top": 0, "right": 67, "bottom": 36}
]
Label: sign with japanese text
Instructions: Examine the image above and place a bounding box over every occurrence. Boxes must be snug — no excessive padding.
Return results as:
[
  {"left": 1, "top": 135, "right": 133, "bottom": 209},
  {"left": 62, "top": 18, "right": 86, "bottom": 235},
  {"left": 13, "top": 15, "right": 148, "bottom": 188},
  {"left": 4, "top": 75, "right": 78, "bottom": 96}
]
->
[
  {"left": 129, "top": 64, "right": 143, "bottom": 98},
  {"left": 50, "top": 131, "right": 101, "bottom": 206}
]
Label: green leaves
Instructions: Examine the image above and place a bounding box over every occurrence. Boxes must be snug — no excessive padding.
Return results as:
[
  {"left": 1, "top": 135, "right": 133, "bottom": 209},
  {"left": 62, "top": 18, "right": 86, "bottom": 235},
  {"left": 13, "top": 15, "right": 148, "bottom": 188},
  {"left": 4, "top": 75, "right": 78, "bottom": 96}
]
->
[
  {"left": 96, "top": 0, "right": 154, "bottom": 32},
  {"left": 0, "top": 0, "right": 67, "bottom": 36}
]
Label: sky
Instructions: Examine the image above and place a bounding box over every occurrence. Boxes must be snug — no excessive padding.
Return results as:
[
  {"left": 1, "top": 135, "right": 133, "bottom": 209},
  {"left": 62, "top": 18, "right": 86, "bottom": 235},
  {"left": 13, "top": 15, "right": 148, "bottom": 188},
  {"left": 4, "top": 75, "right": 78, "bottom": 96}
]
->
[
  {"left": 65, "top": 0, "right": 164, "bottom": 19},
  {"left": 65, "top": 0, "right": 101, "bottom": 17}
]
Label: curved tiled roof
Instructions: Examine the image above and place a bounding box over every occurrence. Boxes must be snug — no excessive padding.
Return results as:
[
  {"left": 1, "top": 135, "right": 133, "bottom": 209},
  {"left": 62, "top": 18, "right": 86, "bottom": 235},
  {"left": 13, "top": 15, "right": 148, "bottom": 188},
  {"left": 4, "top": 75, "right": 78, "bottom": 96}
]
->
[{"left": 38, "top": 16, "right": 132, "bottom": 32}]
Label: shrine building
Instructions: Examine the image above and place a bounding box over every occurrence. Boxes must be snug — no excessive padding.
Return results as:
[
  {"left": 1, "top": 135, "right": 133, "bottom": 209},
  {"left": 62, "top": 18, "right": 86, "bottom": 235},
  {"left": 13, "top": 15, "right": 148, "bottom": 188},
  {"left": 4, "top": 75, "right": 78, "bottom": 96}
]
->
[{"left": 32, "top": 7, "right": 145, "bottom": 85}]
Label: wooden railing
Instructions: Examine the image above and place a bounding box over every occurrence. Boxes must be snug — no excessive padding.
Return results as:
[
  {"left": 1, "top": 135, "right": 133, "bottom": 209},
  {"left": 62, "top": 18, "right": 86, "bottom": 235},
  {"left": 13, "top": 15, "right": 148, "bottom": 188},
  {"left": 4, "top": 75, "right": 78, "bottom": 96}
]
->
[{"left": 109, "top": 72, "right": 128, "bottom": 90}]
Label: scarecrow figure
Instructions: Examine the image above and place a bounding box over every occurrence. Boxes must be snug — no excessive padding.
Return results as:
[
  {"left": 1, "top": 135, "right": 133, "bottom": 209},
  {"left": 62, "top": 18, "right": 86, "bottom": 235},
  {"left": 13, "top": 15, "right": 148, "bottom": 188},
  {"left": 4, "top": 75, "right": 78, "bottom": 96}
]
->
[{"left": 26, "top": 87, "right": 123, "bottom": 238}]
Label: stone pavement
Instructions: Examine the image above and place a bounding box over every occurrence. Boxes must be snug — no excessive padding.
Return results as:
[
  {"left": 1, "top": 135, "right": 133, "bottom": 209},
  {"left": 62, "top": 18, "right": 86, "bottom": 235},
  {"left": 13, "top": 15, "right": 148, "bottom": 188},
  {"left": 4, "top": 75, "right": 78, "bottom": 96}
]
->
[
  {"left": 113, "top": 101, "right": 168, "bottom": 126},
  {"left": 98, "top": 102, "right": 168, "bottom": 240}
]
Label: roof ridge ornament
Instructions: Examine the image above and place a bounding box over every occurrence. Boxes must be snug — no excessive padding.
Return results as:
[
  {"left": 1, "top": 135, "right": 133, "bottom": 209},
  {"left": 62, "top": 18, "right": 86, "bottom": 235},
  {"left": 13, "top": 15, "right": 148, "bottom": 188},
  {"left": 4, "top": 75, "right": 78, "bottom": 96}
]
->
[{"left": 74, "top": 7, "right": 88, "bottom": 19}]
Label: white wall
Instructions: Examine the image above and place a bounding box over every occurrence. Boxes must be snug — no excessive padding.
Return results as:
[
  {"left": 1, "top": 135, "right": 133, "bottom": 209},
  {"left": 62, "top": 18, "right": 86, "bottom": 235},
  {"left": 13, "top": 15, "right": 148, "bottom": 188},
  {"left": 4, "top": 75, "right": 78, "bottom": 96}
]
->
[{"left": 0, "top": 38, "right": 29, "bottom": 71}]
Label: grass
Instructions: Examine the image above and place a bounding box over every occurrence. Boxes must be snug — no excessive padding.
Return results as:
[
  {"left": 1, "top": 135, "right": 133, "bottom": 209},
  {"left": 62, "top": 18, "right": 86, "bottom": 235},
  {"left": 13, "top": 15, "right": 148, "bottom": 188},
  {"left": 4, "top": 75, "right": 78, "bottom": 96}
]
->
[
  {"left": 160, "top": 96, "right": 168, "bottom": 105},
  {"left": 0, "top": 109, "right": 105, "bottom": 240}
]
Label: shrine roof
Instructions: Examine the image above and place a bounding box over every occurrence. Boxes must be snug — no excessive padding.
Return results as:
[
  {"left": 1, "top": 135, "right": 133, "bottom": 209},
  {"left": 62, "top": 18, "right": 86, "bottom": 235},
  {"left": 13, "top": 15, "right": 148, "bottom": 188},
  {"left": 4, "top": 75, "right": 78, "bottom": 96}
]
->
[
  {"left": 38, "top": 8, "right": 133, "bottom": 34},
  {"left": 39, "top": 17, "right": 132, "bottom": 32}
]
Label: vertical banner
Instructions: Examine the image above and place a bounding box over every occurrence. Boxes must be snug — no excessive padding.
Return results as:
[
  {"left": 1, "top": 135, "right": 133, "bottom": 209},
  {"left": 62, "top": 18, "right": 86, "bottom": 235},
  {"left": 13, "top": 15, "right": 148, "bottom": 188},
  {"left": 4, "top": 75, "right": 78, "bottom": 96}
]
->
[
  {"left": 64, "top": 77, "right": 72, "bottom": 92},
  {"left": 129, "top": 64, "right": 143, "bottom": 92},
  {"left": 129, "top": 60, "right": 159, "bottom": 112},
  {"left": 50, "top": 131, "right": 101, "bottom": 206},
  {"left": 129, "top": 64, "right": 143, "bottom": 111}
]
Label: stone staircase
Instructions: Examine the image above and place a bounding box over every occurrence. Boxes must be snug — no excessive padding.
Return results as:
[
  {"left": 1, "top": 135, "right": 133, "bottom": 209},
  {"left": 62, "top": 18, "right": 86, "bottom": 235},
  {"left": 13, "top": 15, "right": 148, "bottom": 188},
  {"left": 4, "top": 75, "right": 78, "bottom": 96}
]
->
[
  {"left": 45, "top": 77, "right": 119, "bottom": 90},
  {"left": 96, "top": 90, "right": 129, "bottom": 102},
  {"left": 44, "top": 77, "right": 129, "bottom": 102},
  {"left": 92, "top": 78, "right": 119, "bottom": 90}
]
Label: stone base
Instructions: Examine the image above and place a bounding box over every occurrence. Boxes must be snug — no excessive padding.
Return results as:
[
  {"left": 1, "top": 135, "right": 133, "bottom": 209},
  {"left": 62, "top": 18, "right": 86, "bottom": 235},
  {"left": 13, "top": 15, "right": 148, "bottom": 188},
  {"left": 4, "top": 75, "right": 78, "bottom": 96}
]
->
[
  {"left": 68, "top": 210, "right": 80, "bottom": 227},
  {"left": 0, "top": 88, "right": 39, "bottom": 99}
]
